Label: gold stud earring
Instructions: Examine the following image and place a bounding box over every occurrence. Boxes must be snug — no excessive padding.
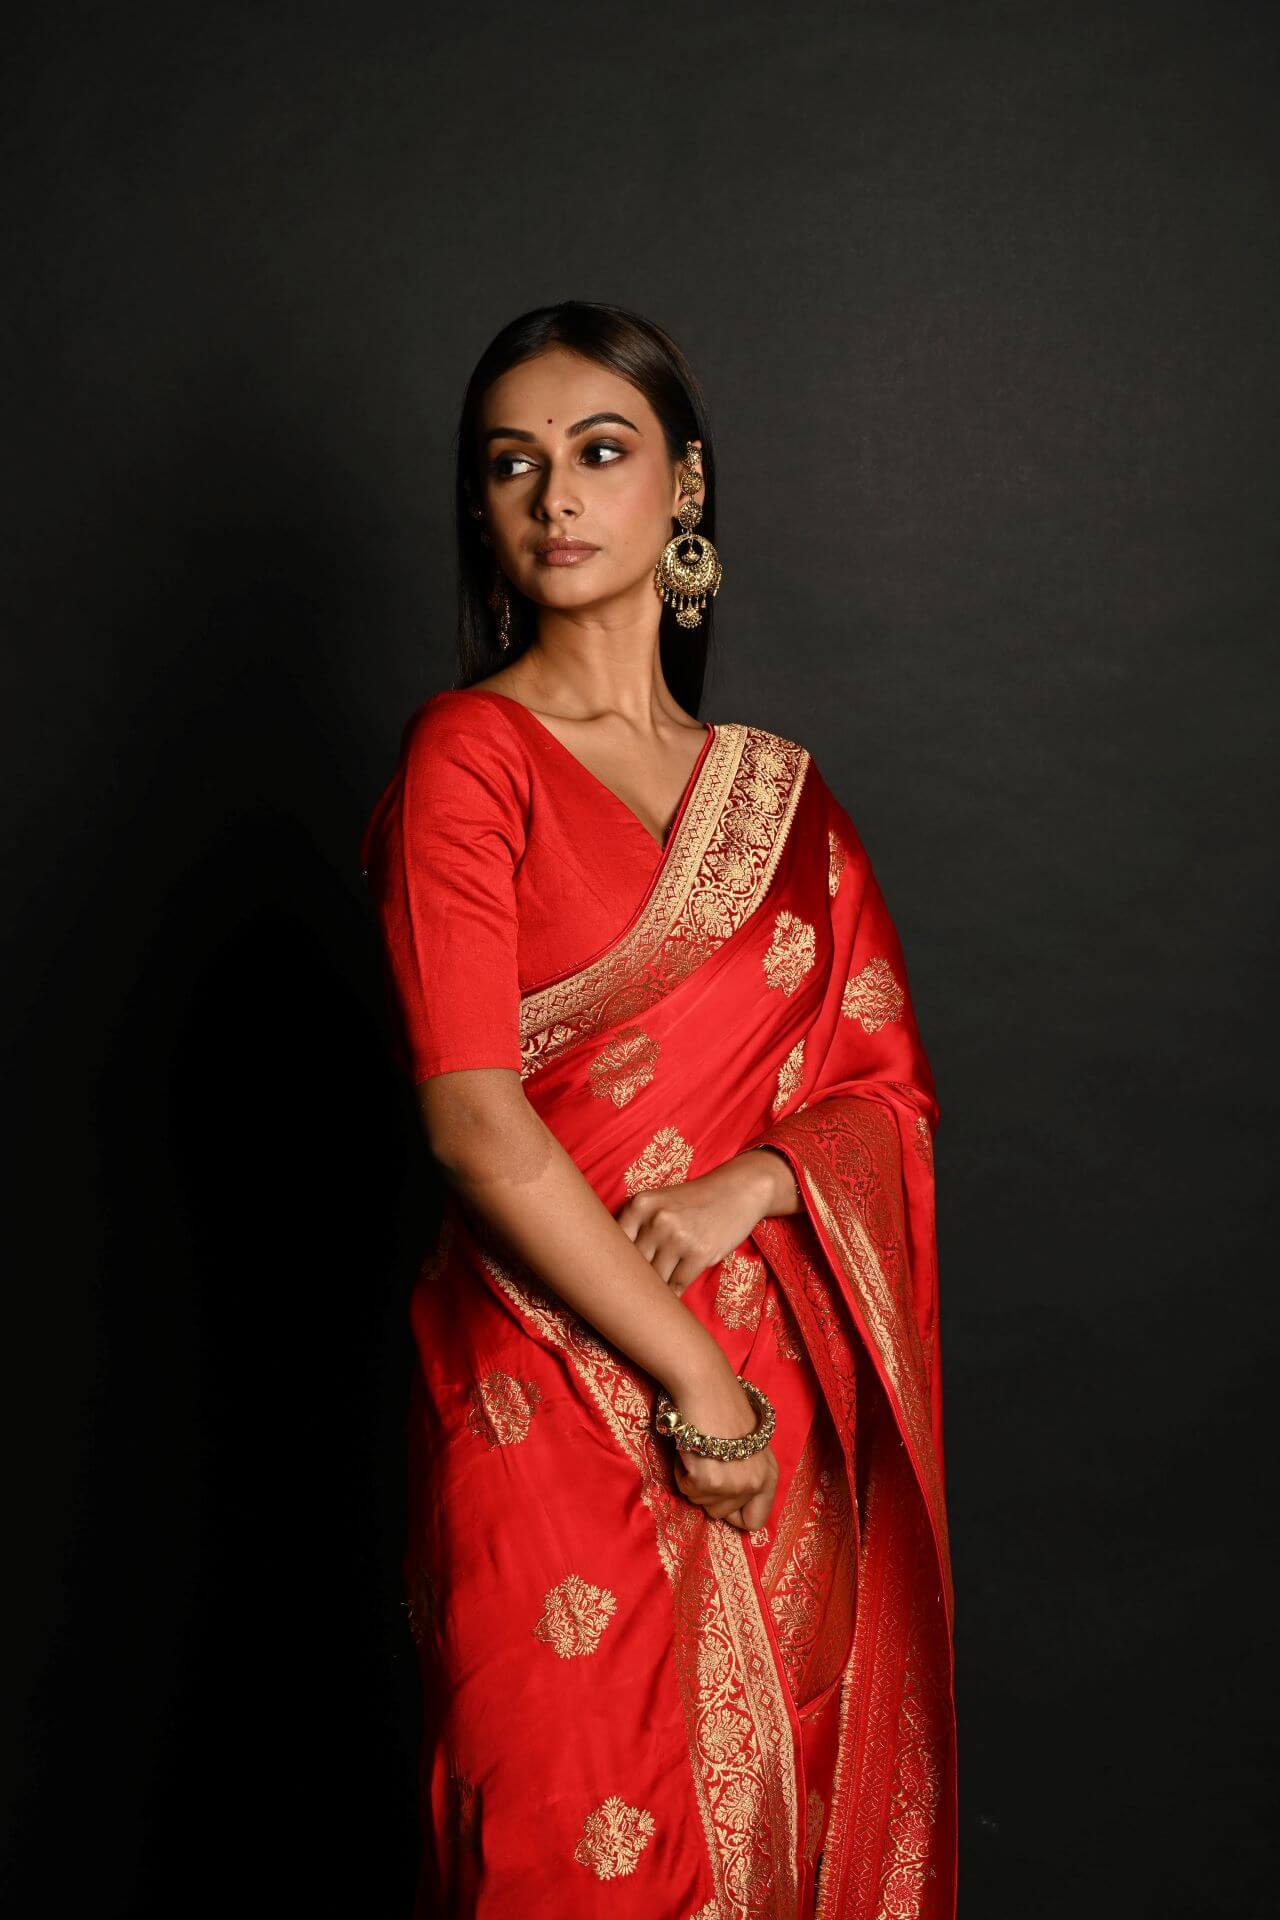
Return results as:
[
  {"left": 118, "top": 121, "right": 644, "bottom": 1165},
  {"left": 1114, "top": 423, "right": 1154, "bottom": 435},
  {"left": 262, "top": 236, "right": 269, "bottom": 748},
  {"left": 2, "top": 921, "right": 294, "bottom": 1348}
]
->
[{"left": 654, "top": 441, "right": 722, "bottom": 630}]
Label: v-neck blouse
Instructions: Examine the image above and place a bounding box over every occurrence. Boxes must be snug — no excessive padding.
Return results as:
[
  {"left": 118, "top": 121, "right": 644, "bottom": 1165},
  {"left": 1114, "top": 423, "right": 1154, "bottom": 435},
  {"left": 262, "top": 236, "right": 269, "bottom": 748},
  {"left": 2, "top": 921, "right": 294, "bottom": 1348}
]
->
[{"left": 359, "top": 688, "right": 716, "bottom": 1084}]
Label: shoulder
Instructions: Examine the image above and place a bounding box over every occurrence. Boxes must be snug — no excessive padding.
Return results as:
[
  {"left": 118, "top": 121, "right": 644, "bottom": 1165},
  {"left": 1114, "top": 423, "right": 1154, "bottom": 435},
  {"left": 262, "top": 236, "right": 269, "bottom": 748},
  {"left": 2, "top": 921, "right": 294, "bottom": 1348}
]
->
[
  {"left": 398, "top": 686, "right": 525, "bottom": 765},
  {"left": 360, "top": 691, "right": 529, "bottom": 878},
  {"left": 396, "top": 689, "right": 532, "bottom": 804}
]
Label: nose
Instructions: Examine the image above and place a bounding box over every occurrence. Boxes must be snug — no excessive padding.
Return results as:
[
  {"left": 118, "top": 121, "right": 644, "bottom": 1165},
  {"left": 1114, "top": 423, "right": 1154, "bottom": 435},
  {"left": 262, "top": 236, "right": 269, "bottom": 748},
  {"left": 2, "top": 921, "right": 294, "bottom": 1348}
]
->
[{"left": 533, "top": 453, "right": 584, "bottom": 521}]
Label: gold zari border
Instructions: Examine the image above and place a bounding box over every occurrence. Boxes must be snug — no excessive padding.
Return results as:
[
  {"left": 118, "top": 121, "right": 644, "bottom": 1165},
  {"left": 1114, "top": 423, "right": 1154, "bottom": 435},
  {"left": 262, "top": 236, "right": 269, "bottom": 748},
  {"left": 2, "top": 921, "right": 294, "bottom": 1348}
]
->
[
  {"left": 519, "top": 723, "right": 810, "bottom": 1080},
  {"left": 758, "top": 1102, "right": 952, "bottom": 1624},
  {"left": 474, "top": 1241, "right": 799, "bottom": 1919}
]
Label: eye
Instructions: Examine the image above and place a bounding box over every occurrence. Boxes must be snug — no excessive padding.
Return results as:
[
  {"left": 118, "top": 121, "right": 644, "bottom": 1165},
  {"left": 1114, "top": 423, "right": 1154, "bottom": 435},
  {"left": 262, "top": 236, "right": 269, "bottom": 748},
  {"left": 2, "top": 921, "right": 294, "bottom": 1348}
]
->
[
  {"left": 488, "top": 440, "right": 626, "bottom": 481},
  {"left": 489, "top": 452, "right": 536, "bottom": 480}
]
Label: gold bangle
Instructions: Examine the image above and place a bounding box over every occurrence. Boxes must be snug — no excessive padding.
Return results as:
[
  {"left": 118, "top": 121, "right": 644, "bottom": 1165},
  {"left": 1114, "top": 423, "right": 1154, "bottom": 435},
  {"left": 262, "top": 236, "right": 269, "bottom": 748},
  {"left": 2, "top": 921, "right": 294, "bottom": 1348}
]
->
[{"left": 653, "top": 1376, "right": 776, "bottom": 1461}]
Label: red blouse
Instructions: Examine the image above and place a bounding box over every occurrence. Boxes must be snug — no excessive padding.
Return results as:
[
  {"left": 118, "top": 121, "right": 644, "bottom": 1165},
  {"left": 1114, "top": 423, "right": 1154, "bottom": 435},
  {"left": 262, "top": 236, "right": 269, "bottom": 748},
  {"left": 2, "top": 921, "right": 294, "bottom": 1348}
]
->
[{"left": 359, "top": 689, "right": 716, "bottom": 1083}]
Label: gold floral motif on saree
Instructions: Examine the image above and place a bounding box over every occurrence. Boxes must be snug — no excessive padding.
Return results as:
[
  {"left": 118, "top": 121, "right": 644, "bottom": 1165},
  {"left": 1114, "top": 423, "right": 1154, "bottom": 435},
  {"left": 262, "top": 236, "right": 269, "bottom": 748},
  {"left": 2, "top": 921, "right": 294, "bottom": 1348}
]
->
[
  {"left": 690, "top": 1903, "right": 722, "bottom": 1920},
  {"left": 465, "top": 1370, "right": 543, "bottom": 1448},
  {"left": 475, "top": 1243, "right": 799, "bottom": 1919},
  {"left": 772, "top": 1037, "right": 806, "bottom": 1115},
  {"left": 762, "top": 909, "right": 817, "bottom": 995},
  {"left": 519, "top": 724, "right": 810, "bottom": 1081},
  {"left": 827, "top": 829, "right": 846, "bottom": 898},
  {"left": 912, "top": 1112, "right": 934, "bottom": 1172},
  {"left": 588, "top": 1024, "right": 661, "bottom": 1107},
  {"left": 532, "top": 1573, "right": 619, "bottom": 1659},
  {"left": 573, "top": 1795, "right": 656, "bottom": 1879},
  {"left": 715, "top": 1249, "right": 767, "bottom": 1330},
  {"left": 840, "top": 954, "right": 905, "bottom": 1033},
  {"left": 624, "top": 1123, "right": 695, "bottom": 1196}
]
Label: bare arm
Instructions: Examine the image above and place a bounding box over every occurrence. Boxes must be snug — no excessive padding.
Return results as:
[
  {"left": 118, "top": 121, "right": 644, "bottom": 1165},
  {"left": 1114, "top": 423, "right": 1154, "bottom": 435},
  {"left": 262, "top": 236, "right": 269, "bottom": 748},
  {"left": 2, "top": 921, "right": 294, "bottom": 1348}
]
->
[{"left": 417, "top": 1068, "right": 776, "bottom": 1525}]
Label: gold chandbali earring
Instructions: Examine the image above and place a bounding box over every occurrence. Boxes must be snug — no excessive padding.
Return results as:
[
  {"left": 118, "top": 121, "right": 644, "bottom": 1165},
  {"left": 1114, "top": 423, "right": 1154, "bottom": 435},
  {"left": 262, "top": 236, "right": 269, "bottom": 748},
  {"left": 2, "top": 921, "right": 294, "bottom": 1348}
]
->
[
  {"left": 471, "top": 503, "right": 512, "bottom": 651},
  {"left": 654, "top": 440, "right": 722, "bottom": 630}
]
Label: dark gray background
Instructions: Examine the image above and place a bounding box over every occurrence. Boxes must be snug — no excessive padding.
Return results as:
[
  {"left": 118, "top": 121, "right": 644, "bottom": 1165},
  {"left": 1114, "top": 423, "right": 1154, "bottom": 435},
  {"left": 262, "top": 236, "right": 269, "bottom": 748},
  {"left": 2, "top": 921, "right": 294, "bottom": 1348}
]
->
[{"left": 4, "top": 2, "right": 1276, "bottom": 1913}]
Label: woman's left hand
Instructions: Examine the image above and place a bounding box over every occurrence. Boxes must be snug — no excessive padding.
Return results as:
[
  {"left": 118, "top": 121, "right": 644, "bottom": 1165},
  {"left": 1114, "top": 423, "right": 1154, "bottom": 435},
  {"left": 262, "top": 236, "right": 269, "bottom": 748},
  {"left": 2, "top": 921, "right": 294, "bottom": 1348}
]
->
[{"left": 615, "top": 1149, "right": 798, "bottom": 1299}]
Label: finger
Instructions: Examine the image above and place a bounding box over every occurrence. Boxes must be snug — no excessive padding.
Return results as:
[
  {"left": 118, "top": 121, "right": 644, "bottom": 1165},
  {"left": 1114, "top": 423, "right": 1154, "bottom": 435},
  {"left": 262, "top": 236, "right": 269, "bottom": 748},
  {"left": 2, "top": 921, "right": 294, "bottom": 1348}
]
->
[
  {"left": 669, "top": 1254, "right": 708, "bottom": 1296},
  {"left": 740, "top": 1488, "right": 775, "bottom": 1530},
  {"left": 615, "top": 1194, "right": 655, "bottom": 1234}
]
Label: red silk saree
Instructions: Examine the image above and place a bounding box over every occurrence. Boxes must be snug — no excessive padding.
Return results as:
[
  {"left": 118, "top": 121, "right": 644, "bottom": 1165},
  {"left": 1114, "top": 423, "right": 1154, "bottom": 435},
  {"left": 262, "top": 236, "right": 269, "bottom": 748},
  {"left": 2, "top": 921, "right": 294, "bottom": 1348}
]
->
[{"left": 362, "top": 696, "right": 955, "bottom": 1919}]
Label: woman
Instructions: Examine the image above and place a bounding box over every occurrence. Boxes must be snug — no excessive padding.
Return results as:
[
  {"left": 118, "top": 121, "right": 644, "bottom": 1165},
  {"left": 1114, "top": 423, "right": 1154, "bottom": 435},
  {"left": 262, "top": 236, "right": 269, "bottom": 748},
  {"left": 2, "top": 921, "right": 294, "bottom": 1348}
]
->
[{"left": 361, "top": 302, "right": 956, "bottom": 1919}]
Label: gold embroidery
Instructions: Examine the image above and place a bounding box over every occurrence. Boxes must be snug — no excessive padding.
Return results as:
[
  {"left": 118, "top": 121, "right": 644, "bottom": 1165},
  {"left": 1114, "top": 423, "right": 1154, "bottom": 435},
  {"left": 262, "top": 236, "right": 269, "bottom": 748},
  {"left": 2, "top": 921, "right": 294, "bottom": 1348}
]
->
[
  {"left": 762, "top": 909, "right": 817, "bottom": 995},
  {"left": 532, "top": 1573, "right": 618, "bottom": 1659},
  {"left": 624, "top": 1124, "right": 694, "bottom": 1196},
  {"left": 814, "top": 1433, "right": 950, "bottom": 1920},
  {"left": 474, "top": 1241, "right": 799, "bottom": 1917},
  {"left": 827, "top": 829, "right": 846, "bottom": 897},
  {"left": 913, "top": 1113, "right": 934, "bottom": 1172},
  {"left": 750, "top": 1215, "right": 954, "bottom": 1920},
  {"left": 466, "top": 1370, "right": 543, "bottom": 1448},
  {"left": 877, "top": 1551, "right": 946, "bottom": 1920},
  {"left": 519, "top": 725, "right": 810, "bottom": 1080},
  {"left": 805, "top": 1787, "right": 825, "bottom": 1864},
  {"left": 748, "top": 1525, "right": 771, "bottom": 1548},
  {"left": 714, "top": 1249, "right": 767, "bottom": 1329},
  {"left": 573, "top": 1796, "right": 656, "bottom": 1879},
  {"left": 772, "top": 1037, "right": 806, "bottom": 1114},
  {"left": 840, "top": 955, "right": 905, "bottom": 1032},
  {"left": 758, "top": 1101, "right": 951, "bottom": 1620},
  {"left": 766, "top": 1455, "right": 855, "bottom": 1702},
  {"left": 690, "top": 1904, "right": 721, "bottom": 1920},
  {"left": 588, "top": 1025, "right": 660, "bottom": 1107},
  {"left": 765, "top": 1288, "right": 803, "bottom": 1360}
]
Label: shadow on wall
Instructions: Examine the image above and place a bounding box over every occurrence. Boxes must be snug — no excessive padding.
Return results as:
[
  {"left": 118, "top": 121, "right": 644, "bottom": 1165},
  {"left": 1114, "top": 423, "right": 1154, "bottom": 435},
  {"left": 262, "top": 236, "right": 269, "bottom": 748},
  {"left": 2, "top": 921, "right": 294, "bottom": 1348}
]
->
[{"left": 12, "top": 401, "right": 442, "bottom": 1914}]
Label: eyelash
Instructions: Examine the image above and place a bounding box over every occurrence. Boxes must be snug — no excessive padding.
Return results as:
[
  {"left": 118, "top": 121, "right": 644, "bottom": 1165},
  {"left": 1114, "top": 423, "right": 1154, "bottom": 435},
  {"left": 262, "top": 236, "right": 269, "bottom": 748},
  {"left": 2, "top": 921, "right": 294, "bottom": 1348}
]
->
[{"left": 489, "top": 441, "right": 625, "bottom": 480}]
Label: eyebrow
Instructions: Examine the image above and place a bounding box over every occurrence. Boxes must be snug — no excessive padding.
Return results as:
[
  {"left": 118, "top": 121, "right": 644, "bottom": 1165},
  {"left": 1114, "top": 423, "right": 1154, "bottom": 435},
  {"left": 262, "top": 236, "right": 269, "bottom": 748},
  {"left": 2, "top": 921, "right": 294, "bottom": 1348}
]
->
[{"left": 480, "top": 411, "right": 641, "bottom": 447}]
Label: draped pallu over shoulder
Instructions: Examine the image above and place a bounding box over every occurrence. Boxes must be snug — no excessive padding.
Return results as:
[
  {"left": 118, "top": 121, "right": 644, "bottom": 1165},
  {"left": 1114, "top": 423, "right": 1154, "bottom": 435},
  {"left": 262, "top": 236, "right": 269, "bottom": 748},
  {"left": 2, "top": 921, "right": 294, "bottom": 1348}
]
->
[{"left": 363, "top": 706, "right": 955, "bottom": 1920}]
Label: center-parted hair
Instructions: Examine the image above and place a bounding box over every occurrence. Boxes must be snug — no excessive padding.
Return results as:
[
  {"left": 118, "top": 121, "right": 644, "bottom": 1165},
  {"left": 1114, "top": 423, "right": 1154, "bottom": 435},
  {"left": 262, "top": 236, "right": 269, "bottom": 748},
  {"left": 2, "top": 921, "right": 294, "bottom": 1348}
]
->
[{"left": 452, "top": 299, "right": 718, "bottom": 716}]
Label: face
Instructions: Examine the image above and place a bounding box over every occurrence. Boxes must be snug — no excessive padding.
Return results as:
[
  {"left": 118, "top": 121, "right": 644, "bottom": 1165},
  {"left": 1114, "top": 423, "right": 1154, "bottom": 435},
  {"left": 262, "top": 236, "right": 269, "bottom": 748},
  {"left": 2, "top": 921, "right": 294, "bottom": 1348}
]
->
[{"left": 473, "top": 345, "right": 700, "bottom": 614}]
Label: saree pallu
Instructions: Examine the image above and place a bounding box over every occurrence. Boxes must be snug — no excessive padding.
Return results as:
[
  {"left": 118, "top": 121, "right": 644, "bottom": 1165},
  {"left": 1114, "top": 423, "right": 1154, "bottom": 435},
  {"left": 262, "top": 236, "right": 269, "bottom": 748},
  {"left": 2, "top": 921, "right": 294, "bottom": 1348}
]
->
[{"left": 403, "top": 722, "right": 956, "bottom": 1919}]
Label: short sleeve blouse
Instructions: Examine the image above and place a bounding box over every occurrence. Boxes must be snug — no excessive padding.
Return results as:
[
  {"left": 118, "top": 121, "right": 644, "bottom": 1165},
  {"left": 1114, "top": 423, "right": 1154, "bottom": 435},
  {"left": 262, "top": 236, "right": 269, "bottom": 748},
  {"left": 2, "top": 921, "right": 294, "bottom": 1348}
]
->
[{"left": 360, "top": 692, "right": 528, "bottom": 1081}]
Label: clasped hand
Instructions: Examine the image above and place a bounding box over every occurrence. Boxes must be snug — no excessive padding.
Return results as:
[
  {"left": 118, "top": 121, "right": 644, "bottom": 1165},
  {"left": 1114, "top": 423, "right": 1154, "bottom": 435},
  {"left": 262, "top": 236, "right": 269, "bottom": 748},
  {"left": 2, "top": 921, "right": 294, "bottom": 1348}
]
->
[{"left": 615, "top": 1152, "right": 783, "bottom": 1532}]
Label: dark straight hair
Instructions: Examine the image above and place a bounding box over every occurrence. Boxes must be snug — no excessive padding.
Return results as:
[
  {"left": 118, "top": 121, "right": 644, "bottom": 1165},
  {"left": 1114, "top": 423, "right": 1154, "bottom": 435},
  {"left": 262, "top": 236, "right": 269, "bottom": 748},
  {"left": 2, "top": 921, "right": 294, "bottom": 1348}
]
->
[{"left": 450, "top": 300, "right": 719, "bottom": 717}]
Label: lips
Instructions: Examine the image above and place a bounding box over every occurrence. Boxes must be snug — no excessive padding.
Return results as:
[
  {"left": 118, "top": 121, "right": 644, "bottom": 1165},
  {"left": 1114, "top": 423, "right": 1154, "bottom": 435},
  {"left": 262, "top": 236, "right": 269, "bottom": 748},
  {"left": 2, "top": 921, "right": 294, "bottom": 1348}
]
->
[{"left": 535, "top": 540, "right": 600, "bottom": 566}]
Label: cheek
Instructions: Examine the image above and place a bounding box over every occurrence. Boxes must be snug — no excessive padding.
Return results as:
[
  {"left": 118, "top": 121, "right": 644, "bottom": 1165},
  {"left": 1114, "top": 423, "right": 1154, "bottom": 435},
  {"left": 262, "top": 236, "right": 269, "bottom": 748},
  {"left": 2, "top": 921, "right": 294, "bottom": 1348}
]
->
[{"left": 608, "top": 465, "right": 672, "bottom": 547}]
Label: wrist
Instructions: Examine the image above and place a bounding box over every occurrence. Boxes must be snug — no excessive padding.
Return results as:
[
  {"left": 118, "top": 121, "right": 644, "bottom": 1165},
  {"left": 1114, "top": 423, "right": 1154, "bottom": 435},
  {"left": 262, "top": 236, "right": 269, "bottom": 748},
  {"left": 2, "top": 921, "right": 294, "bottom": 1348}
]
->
[
  {"left": 661, "top": 1326, "right": 742, "bottom": 1410},
  {"left": 739, "top": 1145, "right": 799, "bottom": 1218}
]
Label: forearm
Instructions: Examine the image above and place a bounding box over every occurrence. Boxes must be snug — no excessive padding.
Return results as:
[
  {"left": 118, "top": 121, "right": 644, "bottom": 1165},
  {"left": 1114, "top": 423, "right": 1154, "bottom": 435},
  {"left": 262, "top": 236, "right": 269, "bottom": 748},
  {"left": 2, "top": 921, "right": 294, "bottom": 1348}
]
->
[{"left": 426, "top": 1081, "right": 737, "bottom": 1403}]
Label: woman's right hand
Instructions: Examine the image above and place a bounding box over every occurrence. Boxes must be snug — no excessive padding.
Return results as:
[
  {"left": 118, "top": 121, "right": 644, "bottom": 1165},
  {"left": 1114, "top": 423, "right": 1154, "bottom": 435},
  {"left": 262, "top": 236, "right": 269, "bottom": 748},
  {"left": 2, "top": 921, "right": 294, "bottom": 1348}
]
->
[{"left": 664, "top": 1365, "right": 780, "bottom": 1532}]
